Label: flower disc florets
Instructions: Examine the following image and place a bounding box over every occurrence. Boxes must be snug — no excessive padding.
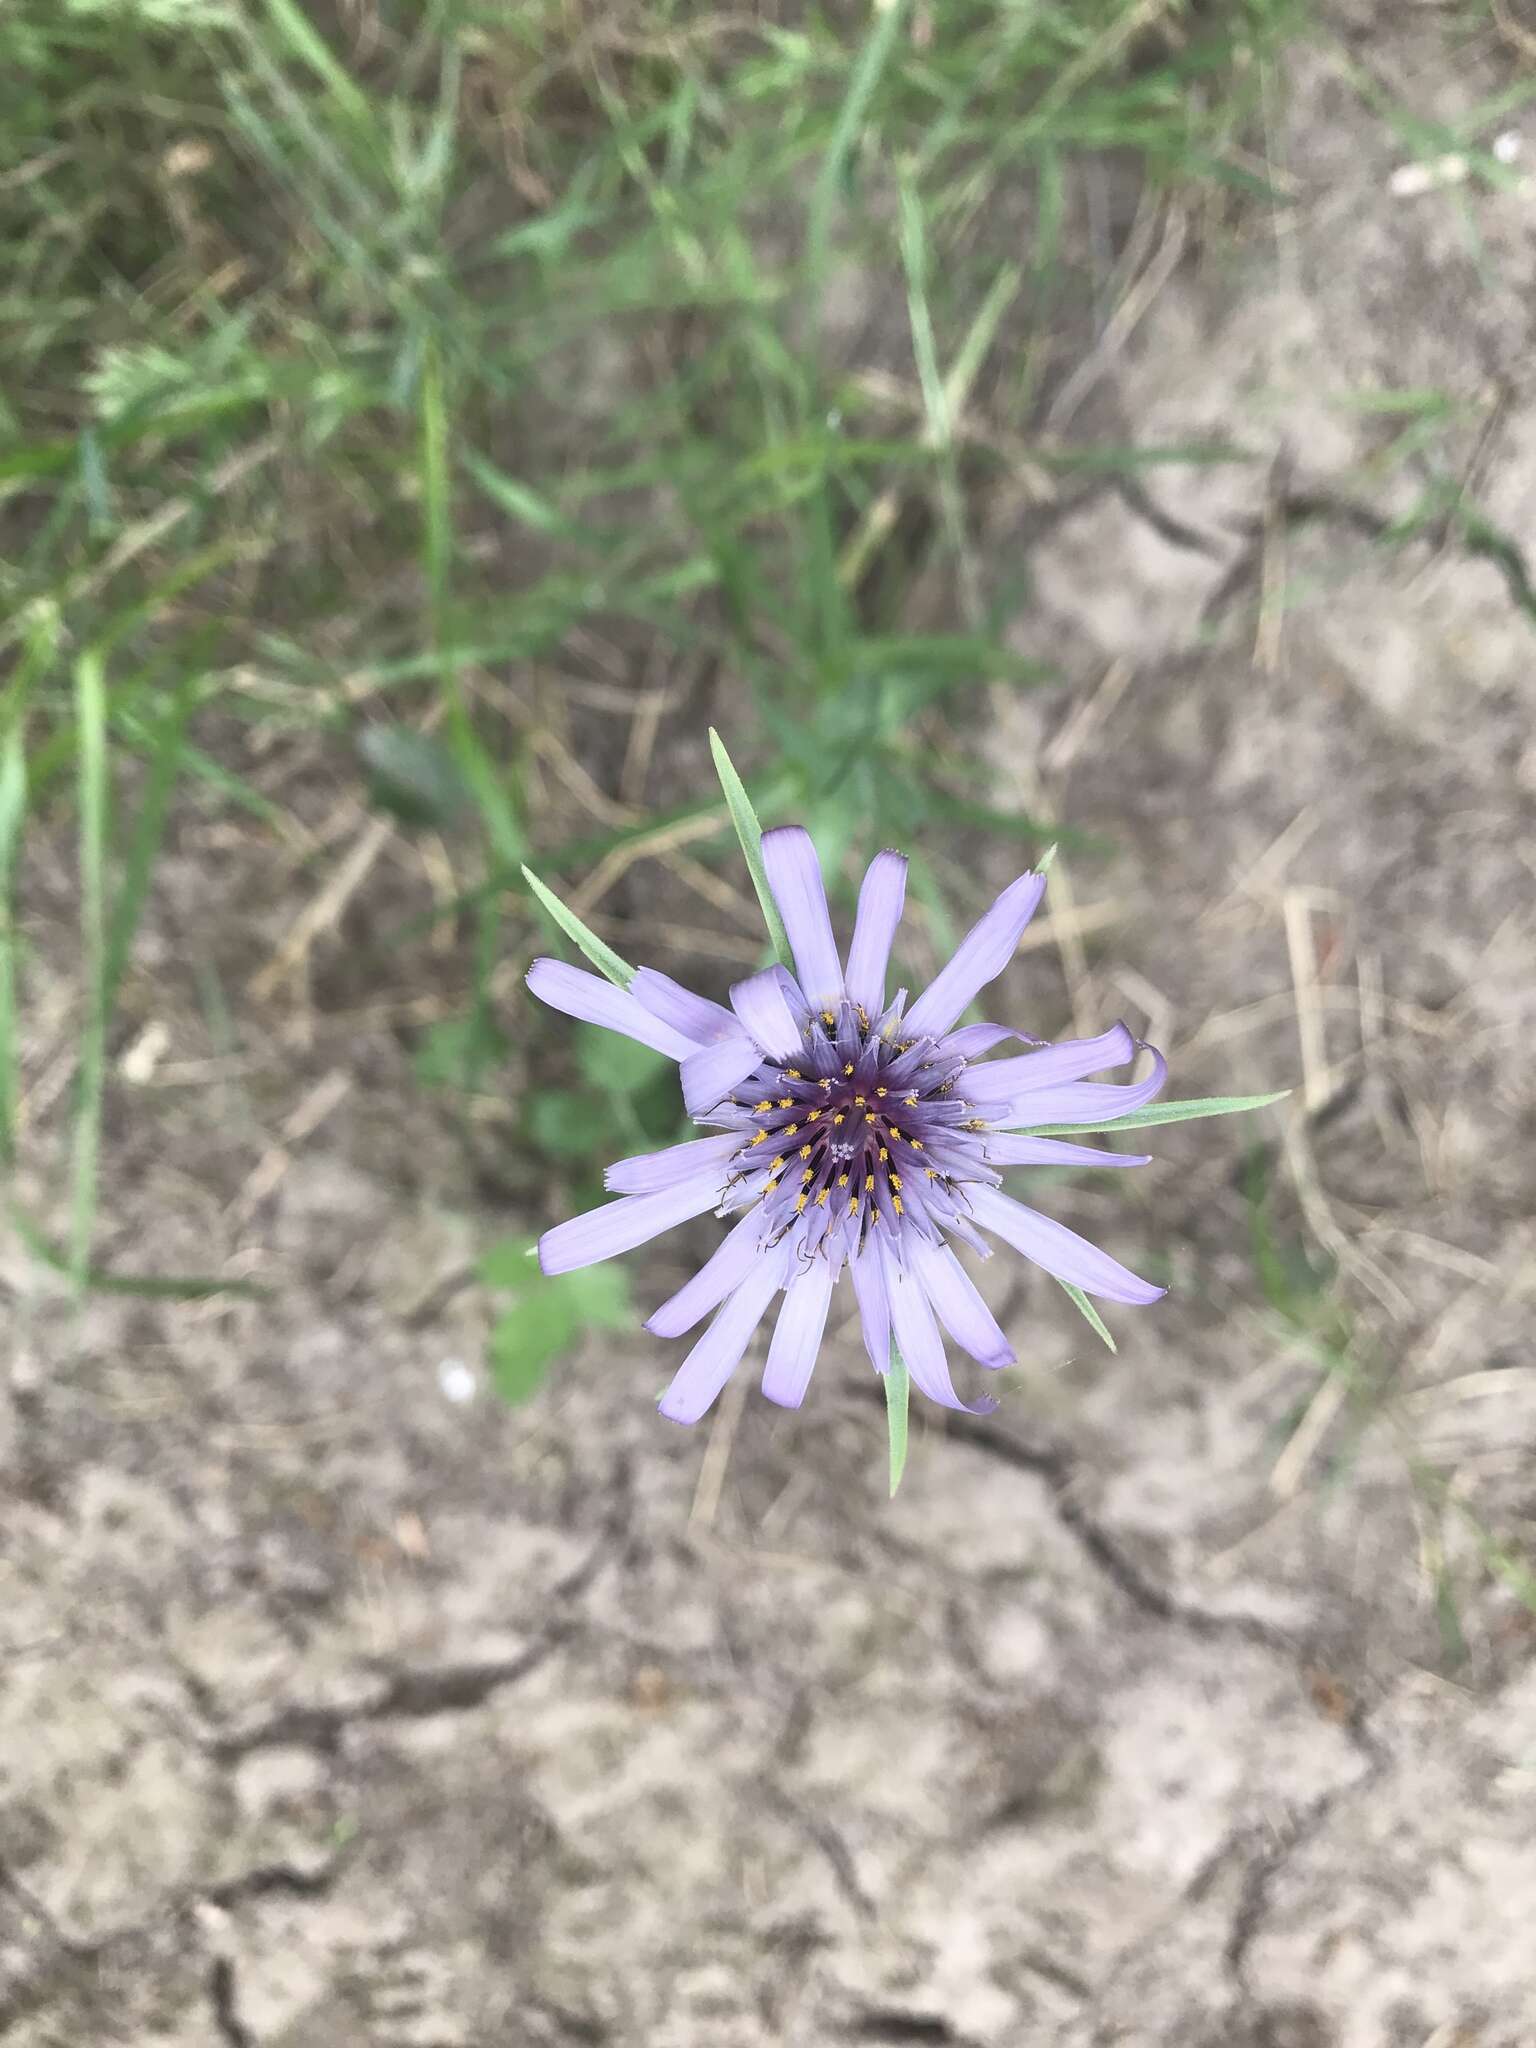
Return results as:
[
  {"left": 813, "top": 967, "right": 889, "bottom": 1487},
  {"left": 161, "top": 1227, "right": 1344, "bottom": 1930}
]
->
[{"left": 710, "top": 993, "right": 997, "bottom": 1264}]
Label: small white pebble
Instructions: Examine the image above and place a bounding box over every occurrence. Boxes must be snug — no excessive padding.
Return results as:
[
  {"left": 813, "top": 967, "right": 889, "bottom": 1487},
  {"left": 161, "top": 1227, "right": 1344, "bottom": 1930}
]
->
[
  {"left": 1493, "top": 131, "right": 1523, "bottom": 165},
  {"left": 1389, "top": 154, "right": 1468, "bottom": 197},
  {"left": 438, "top": 1359, "right": 478, "bottom": 1404}
]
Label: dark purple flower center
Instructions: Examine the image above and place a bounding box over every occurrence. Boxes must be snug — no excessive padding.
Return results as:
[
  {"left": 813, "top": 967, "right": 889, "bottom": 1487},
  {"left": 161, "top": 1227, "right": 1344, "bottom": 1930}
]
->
[{"left": 712, "top": 997, "right": 997, "bottom": 1255}]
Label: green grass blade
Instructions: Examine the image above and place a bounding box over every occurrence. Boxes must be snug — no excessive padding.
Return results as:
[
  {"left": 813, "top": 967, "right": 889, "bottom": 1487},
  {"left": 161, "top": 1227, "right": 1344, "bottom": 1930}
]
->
[
  {"left": 0, "top": 723, "right": 25, "bottom": 1165},
  {"left": 708, "top": 728, "right": 793, "bottom": 969},
  {"left": 806, "top": 0, "right": 908, "bottom": 296},
  {"left": 259, "top": 0, "right": 378, "bottom": 138},
  {"left": 71, "top": 649, "right": 109, "bottom": 1290},
  {"left": 1056, "top": 1278, "right": 1115, "bottom": 1352},
  {"left": 102, "top": 683, "right": 193, "bottom": 1016},
  {"left": 521, "top": 865, "right": 635, "bottom": 988},
  {"left": 1017, "top": 1090, "right": 1291, "bottom": 1138},
  {"left": 421, "top": 340, "right": 525, "bottom": 871},
  {"left": 885, "top": 1343, "right": 911, "bottom": 1498},
  {"left": 11, "top": 1209, "right": 269, "bottom": 1300}
]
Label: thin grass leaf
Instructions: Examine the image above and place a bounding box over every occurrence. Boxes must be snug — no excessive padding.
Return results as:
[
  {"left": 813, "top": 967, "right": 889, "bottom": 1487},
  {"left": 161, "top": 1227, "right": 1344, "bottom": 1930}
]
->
[
  {"left": 102, "top": 683, "right": 193, "bottom": 1016},
  {"left": 885, "top": 1343, "right": 911, "bottom": 1499},
  {"left": 0, "top": 724, "right": 25, "bottom": 1165},
  {"left": 1018, "top": 1090, "right": 1290, "bottom": 1138},
  {"left": 1056, "top": 1278, "right": 1115, "bottom": 1352},
  {"left": 521, "top": 865, "right": 635, "bottom": 988},
  {"left": 421, "top": 340, "right": 525, "bottom": 870},
  {"left": 259, "top": 0, "right": 379, "bottom": 141},
  {"left": 805, "top": 0, "right": 908, "bottom": 296},
  {"left": 708, "top": 728, "right": 792, "bottom": 969},
  {"left": 71, "top": 649, "right": 109, "bottom": 1289},
  {"left": 11, "top": 1210, "right": 268, "bottom": 1300}
]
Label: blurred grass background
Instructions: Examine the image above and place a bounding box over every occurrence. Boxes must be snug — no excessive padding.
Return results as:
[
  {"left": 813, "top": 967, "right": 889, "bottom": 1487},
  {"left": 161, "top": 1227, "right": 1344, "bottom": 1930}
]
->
[{"left": 1, "top": 0, "right": 1305, "bottom": 1338}]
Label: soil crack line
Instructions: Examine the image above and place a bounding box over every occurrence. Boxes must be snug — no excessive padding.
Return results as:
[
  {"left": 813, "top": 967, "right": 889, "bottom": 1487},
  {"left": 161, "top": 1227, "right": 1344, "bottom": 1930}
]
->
[{"left": 211, "top": 1625, "right": 571, "bottom": 1760}]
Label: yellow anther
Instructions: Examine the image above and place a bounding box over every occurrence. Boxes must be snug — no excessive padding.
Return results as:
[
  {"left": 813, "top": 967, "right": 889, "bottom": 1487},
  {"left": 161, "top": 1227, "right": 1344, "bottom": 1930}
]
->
[
  {"left": 802, "top": 1167, "right": 814, "bottom": 1183},
  {"left": 890, "top": 1173, "right": 902, "bottom": 1189},
  {"left": 766, "top": 1175, "right": 780, "bottom": 1189},
  {"left": 843, "top": 1063, "right": 854, "bottom": 1076},
  {"left": 786, "top": 1069, "right": 802, "bottom": 1080},
  {"left": 854, "top": 1095, "right": 866, "bottom": 1108},
  {"left": 878, "top": 1146, "right": 889, "bottom": 1161},
  {"left": 754, "top": 1100, "right": 773, "bottom": 1114},
  {"left": 799, "top": 1144, "right": 812, "bottom": 1159},
  {"left": 837, "top": 1173, "right": 849, "bottom": 1187},
  {"left": 816, "top": 1187, "right": 830, "bottom": 1205},
  {"left": 821, "top": 1010, "right": 835, "bottom": 1027},
  {"left": 833, "top": 1113, "right": 845, "bottom": 1126},
  {"left": 865, "top": 1176, "right": 876, "bottom": 1192},
  {"left": 892, "top": 1196, "right": 904, "bottom": 1214},
  {"left": 807, "top": 1109, "right": 822, "bottom": 1122},
  {"left": 751, "top": 1130, "right": 769, "bottom": 1146},
  {"left": 904, "top": 1095, "right": 918, "bottom": 1107},
  {"left": 925, "top": 1167, "right": 937, "bottom": 1179},
  {"left": 771, "top": 1156, "right": 784, "bottom": 1171},
  {"left": 820, "top": 1077, "right": 833, "bottom": 1090},
  {"left": 909, "top": 1138, "right": 923, "bottom": 1150},
  {"left": 794, "top": 1193, "right": 808, "bottom": 1213},
  {"left": 777, "top": 1097, "right": 793, "bottom": 1109},
  {"left": 888, "top": 1125, "right": 901, "bottom": 1139},
  {"left": 876, "top": 1087, "right": 888, "bottom": 1098}
]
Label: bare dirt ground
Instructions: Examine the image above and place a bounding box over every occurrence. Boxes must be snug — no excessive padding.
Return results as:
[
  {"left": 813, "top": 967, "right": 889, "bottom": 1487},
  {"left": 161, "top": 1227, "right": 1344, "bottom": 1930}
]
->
[{"left": 5, "top": 10, "right": 1536, "bottom": 2046}]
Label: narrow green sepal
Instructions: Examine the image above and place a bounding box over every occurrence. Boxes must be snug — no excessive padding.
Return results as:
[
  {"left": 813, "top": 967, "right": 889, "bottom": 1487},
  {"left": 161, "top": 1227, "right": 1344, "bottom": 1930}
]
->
[
  {"left": 707, "top": 729, "right": 793, "bottom": 971},
  {"left": 521, "top": 864, "right": 635, "bottom": 988}
]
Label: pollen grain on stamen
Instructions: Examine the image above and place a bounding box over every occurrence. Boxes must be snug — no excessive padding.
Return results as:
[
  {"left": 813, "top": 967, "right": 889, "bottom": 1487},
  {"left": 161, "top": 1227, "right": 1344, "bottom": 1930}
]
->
[
  {"left": 799, "top": 1144, "right": 812, "bottom": 1158},
  {"left": 751, "top": 1130, "right": 769, "bottom": 1145},
  {"left": 816, "top": 1187, "right": 830, "bottom": 1205}
]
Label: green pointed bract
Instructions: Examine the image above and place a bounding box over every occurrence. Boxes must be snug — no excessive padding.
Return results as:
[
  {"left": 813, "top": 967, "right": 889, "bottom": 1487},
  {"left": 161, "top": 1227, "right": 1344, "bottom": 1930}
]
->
[
  {"left": 707, "top": 728, "right": 792, "bottom": 971},
  {"left": 1017, "top": 1089, "right": 1289, "bottom": 1139},
  {"left": 884, "top": 1345, "right": 911, "bottom": 1498},
  {"left": 1056, "top": 1278, "right": 1116, "bottom": 1352},
  {"left": 521, "top": 864, "right": 635, "bottom": 988}
]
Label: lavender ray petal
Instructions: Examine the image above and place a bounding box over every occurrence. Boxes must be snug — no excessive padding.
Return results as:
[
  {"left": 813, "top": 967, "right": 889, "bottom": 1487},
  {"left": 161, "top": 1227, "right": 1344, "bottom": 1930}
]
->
[
  {"left": 729, "top": 966, "right": 805, "bottom": 1061},
  {"left": 760, "top": 1259, "right": 836, "bottom": 1409},
  {"left": 939, "top": 1022, "right": 1025, "bottom": 1059},
  {"left": 882, "top": 1238, "right": 998, "bottom": 1414},
  {"left": 605, "top": 1131, "right": 741, "bottom": 1196},
  {"left": 848, "top": 1242, "right": 892, "bottom": 1373},
  {"left": 526, "top": 958, "right": 697, "bottom": 1060},
  {"left": 996, "top": 1042, "right": 1168, "bottom": 1129},
  {"left": 538, "top": 1178, "right": 722, "bottom": 1277},
  {"left": 967, "top": 1184, "right": 1165, "bottom": 1305},
  {"left": 910, "top": 1239, "right": 1015, "bottom": 1369},
  {"left": 680, "top": 1034, "right": 764, "bottom": 1118},
  {"left": 984, "top": 1135, "right": 1152, "bottom": 1170},
  {"left": 961, "top": 1022, "right": 1136, "bottom": 1108},
  {"left": 657, "top": 1245, "right": 789, "bottom": 1425},
  {"left": 903, "top": 870, "right": 1047, "bottom": 1039},
  {"left": 645, "top": 1208, "right": 764, "bottom": 1337},
  {"left": 761, "top": 825, "right": 843, "bottom": 1008},
  {"left": 843, "top": 850, "right": 907, "bottom": 1018},
  {"left": 630, "top": 966, "right": 739, "bottom": 1046}
]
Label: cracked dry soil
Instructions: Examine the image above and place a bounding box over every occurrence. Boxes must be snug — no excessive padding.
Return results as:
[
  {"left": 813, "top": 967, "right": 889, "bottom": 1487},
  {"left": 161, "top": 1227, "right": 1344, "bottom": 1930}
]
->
[{"left": 5, "top": 9, "right": 1536, "bottom": 2045}]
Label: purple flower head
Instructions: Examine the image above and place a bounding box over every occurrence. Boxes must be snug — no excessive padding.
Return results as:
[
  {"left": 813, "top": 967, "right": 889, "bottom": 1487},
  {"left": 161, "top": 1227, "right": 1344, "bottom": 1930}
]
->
[{"left": 527, "top": 827, "right": 1166, "bottom": 1425}]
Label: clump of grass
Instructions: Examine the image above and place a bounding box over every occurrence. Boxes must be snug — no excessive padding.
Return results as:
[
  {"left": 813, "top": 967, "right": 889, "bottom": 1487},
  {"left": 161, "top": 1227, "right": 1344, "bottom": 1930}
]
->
[{"left": 0, "top": 0, "right": 1303, "bottom": 1288}]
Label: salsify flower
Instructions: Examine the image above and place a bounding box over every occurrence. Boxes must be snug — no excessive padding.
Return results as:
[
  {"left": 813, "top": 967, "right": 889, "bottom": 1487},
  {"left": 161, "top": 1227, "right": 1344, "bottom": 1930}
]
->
[{"left": 527, "top": 828, "right": 1167, "bottom": 1424}]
